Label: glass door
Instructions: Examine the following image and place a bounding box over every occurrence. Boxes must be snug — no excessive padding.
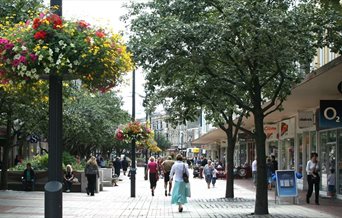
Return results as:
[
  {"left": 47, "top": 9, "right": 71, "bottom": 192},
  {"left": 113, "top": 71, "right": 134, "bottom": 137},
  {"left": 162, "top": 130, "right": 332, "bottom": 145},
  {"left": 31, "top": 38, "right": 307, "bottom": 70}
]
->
[{"left": 320, "top": 130, "right": 337, "bottom": 192}]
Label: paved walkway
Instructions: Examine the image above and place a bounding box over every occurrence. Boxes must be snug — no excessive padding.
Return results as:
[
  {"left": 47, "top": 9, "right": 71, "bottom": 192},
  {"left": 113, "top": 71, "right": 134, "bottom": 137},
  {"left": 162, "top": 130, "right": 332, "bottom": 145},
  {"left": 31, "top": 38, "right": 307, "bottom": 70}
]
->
[{"left": 0, "top": 167, "right": 340, "bottom": 217}]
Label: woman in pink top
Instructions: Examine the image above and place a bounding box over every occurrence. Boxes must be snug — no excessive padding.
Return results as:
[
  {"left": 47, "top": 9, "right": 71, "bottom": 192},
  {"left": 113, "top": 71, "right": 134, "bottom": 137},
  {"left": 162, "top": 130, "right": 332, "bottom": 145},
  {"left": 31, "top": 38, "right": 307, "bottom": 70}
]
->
[{"left": 148, "top": 156, "right": 158, "bottom": 196}]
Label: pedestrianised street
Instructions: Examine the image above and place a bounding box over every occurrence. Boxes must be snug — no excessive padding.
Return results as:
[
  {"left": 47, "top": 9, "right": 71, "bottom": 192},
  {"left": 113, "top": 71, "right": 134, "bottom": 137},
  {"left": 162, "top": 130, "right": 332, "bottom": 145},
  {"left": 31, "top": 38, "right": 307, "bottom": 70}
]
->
[{"left": 0, "top": 167, "right": 341, "bottom": 218}]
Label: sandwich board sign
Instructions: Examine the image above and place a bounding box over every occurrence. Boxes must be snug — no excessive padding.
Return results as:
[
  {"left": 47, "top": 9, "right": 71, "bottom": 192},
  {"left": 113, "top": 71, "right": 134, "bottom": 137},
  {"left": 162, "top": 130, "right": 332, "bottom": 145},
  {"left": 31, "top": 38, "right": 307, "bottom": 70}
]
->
[{"left": 276, "top": 170, "right": 298, "bottom": 198}]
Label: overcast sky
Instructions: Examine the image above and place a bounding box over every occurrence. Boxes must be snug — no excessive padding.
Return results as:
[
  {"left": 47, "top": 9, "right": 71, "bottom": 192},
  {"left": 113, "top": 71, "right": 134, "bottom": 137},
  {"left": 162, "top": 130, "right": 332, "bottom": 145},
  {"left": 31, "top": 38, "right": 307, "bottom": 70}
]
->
[{"left": 45, "top": 0, "right": 147, "bottom": 119}]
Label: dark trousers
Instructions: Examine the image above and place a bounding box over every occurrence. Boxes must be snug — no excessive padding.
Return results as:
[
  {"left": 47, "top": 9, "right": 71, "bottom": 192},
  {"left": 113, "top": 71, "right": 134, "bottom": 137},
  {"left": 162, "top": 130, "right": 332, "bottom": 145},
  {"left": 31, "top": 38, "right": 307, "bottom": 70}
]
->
[
  {"left": 307, "top": 175, "right": 319, "bottom": 202},
  {"left": 86, "top": 174, "right": 97, "bottom": 195},
  {"left": 64, "top": 180, "right": 72, "bottom": 190}
]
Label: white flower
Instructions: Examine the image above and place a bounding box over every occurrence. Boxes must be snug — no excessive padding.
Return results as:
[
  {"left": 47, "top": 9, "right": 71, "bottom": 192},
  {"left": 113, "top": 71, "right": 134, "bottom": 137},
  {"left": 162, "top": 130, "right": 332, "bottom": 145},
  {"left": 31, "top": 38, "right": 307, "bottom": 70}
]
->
[
  {"left": 49, "top": 49, "right": 53, "bottom": 56},
  {"left": 21, "top": 65, "right": 27, "bottom": 71},
  {"left": 56, "top": 59, "right": 61, "bottom": 65},
  {"left": 38, "top": 55, "right": 44, "bottom": 61},
  {"left": 21, "top": 45, "right": 27, "bottom": 51},
  {"left": 58, "top": 40, "right": 65, "bottom": 46},
  {"left": 70, "top": 43, "right": 75, "bottom": 48},
  {"left": 12, "top": 46, "right": 19, "bottom": 52},
  {"left": 68, "top": 63, "right": 73, "bottom": 68},
  {"left": 55, "top": 47, "right": 60, "bottom": 53},
  {"left": 44, "top": 67, "right": 50, "bottom": 74},
  {"left": 58, "top": 54, "right": 64, "bottom": 59},
  {"left": 73, "top": 60, "right": 80, "bottom": 65},
  {"left": 14, "top": 54, "right": 21, "bottom": 59},
  {"left": 31, "top": 68, "right": 37, "bottom": 74}
]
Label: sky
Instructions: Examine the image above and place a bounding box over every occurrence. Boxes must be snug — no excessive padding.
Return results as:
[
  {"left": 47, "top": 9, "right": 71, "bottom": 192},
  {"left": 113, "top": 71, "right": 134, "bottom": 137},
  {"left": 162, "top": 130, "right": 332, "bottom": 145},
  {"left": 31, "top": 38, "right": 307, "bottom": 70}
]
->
[{"left": 45, "top": 0, "right": 147, "bottom": 119}]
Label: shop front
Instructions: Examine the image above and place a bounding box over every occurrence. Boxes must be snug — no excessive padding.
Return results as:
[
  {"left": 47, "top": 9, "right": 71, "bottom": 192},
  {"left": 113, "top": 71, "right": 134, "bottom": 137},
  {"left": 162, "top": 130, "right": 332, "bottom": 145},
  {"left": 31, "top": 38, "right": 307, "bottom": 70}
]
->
[{"left": 318, "top": 100, "right": 342, "bottom": 196}]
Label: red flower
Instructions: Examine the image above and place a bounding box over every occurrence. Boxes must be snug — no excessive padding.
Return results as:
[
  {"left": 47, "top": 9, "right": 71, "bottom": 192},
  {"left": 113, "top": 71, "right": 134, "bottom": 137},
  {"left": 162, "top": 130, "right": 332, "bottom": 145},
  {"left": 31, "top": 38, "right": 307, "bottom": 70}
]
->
[
  {"left": 115, "top": 129, "right": 124, "bottom": 141},
  {"left": 34, "top": 31, "right": 47, "bottom": 40},
  {"left": 33, "top": 18, "right": 40, "bottom": 29},
  {"left": 95, "top": 31, "right": 105, "bottom": 38},
  {"left": 47, "top": 14, "right": 63, "bottom": 29},
  {"left": 78, "top": 20, "right": 90, "bottom": 28}
]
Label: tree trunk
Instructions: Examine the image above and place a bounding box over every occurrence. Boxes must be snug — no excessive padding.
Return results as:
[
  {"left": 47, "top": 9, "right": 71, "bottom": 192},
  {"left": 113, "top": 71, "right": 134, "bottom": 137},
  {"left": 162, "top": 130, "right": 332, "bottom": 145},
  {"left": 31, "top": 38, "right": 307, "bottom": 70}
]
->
[
  {"left": 253, "top": 109, "right": 268, "bottom": 215},
  {"left": 225, "top": 129, "right": 235, "bottom": 198}
]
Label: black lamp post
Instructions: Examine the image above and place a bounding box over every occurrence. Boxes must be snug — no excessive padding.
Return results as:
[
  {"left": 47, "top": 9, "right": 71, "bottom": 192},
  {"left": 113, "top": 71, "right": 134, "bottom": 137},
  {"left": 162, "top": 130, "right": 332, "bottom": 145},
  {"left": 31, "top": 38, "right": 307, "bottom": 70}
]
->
[
  {"left": 45, "top": 1, "right": 63, "bottom": 218},
  {"left": 130, "top": 69, "right": 136, "bottom": 197}
]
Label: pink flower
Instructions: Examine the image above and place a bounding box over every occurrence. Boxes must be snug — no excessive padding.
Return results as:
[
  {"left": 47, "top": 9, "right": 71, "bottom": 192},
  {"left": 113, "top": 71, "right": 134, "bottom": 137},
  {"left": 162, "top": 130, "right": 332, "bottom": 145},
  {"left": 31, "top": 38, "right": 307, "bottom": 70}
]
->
[
  {"left": 4, "top": 43, "right": 14, "bottom": 50},
  {"left": 30, "top": 53, "right": 38, "bottom": 62},
  {"left": 12, "top": 59, "right": 20, "bottom": 67},
  {"left": 19, "top": 56, "right": 27, "bottom": 64}
]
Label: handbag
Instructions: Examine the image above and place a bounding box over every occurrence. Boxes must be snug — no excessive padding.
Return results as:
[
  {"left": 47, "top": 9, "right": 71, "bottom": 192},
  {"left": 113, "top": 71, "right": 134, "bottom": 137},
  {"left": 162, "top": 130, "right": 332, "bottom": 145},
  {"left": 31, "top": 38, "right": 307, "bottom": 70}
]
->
[
  {"left": 183, "top": 164, "right": 189, "bottom": 183},
  {"left": 311, "top": 163, "right": 320, "bottom": 183}
]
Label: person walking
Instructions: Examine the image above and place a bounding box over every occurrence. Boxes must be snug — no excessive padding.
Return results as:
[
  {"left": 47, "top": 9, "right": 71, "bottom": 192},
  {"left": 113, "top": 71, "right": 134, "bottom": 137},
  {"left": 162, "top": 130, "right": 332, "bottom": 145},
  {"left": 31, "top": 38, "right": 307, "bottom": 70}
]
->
[
  {"left": 121, "top": 156, "right": 129, "bottom": 176},
  {"left": 113, "top": 157, "right": 122, "bottom": 177},
  {"left": 161, "top": 156, "right": 175, "bottom": 196},
  {"left": 85, "top": 156, "right": 99, "bottom": 196},
  {"left": 306, "top": 152, "right": 320, "bottom": 205},
  {"left": 203, "top": 160, "right": 214, "bottom": 189},
  {"left": 64, "top": 164, "right": 75, "bottom": 192},
  {"left": 147, "top": 156, "right": 158, "bottom": 196},
  {"left": 266, "top": 158, "right": 273, "bottom": 190},
  {"left": 170, "top": 154, "right": 189, "bottom": 213},
  {"left": 252, "top": 158, "right": 257, "bottom": 186}
]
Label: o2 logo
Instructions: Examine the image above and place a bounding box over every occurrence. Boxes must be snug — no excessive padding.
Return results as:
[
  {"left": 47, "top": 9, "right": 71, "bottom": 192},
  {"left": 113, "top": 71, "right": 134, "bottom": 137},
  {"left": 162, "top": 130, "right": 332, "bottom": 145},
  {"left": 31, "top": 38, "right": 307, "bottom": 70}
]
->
[
  {"left": 320, "top": 100, "right": 342, "bottom": 129},
  {"left": 323, "top": 107, "right": 340, "bottom": 123}
]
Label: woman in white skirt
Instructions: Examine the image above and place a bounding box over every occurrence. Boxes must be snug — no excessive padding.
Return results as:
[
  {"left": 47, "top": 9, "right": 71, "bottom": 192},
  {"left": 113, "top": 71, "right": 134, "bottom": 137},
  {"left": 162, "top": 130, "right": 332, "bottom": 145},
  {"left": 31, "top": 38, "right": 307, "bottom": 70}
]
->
[{"left": 170, "top": 154, "right": 189, "bottom": 212}]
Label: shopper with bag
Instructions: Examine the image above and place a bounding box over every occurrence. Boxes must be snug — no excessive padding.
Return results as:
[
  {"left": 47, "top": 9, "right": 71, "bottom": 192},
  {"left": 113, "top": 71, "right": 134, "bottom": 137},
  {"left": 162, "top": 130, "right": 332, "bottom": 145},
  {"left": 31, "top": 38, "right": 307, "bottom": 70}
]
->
[
  {"left": 170, "top": 154, "right": 190, "bottom": 213},
  {"left": 306, "top": 152, "right": 320, "bottom": 205}
]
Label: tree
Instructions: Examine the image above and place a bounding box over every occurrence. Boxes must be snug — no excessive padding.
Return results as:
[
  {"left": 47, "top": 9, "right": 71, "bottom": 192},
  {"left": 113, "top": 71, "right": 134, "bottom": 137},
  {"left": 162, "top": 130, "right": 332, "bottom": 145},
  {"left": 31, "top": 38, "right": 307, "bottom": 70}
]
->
[
  {"left": 63, "top": 86, "right": 130, "bottom": 157},
  {"left": 0, "top": 81, "right": 49, "bottom": 189},
  {"left": 124, "top": 0, "right": 333, "bottom": 214},
  {"left": 154, "top": 132, "right": 171, "bottom": 152}
]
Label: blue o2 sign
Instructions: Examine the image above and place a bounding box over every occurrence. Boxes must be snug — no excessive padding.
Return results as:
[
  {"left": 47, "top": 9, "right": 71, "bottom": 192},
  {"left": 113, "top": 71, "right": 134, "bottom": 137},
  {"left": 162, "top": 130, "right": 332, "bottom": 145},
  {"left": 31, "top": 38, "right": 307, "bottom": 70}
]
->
[{"left": 319, "top": 100, "right": 342, "bottom": 129}]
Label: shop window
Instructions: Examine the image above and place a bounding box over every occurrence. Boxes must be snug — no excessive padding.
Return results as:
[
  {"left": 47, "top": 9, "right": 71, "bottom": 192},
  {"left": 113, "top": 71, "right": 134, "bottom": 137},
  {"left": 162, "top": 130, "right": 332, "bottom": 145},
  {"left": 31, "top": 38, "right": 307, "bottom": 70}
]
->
[
  {"left": 337, "top": 130, "right": 342, "bottom": 195},
  {"left": 320, "top": 131, "right": 337, "bottom": 192},
  {"left": 280, "top": 139, "right": 295, "bottom": 170}
]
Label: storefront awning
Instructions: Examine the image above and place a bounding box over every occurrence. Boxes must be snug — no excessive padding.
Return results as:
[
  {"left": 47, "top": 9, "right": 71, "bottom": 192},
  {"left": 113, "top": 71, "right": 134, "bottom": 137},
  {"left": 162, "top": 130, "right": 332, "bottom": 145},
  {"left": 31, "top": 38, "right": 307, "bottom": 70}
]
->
[{"left": 191, "top": 128, "right": 226, "bottom": 145}]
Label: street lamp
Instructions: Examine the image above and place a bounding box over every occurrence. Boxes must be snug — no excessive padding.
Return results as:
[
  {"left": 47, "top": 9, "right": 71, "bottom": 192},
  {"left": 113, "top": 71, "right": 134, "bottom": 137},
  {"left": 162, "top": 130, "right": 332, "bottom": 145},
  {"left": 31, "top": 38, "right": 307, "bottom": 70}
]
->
[
  {"left": 45, "top": 1, "right": 63, "bottom": 218},
  {"left": 130, "top": 69, "right": 136, "bottom": 197}
]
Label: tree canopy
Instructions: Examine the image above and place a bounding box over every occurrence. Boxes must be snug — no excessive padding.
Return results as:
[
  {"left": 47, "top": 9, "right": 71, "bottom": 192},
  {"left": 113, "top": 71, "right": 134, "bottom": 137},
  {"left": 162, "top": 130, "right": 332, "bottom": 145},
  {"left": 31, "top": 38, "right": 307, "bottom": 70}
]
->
[{"left": 124, "top": 0, "right": 337, "bottom": 214}]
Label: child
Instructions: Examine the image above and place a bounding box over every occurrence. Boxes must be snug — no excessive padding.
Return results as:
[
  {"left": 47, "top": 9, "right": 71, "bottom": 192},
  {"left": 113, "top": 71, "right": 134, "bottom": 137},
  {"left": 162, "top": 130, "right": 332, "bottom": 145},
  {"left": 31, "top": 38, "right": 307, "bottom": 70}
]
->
[
  {"left": 327, "top": 168, "right": 336, "bottom": 199},
  {"left": 212, "top": 167, "right": 218, "bottom": 188}
]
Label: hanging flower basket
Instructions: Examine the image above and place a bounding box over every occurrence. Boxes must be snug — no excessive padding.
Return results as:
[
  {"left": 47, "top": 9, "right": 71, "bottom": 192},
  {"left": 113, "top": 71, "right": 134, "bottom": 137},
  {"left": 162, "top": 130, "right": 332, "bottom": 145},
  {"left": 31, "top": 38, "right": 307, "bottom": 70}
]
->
[
  {"left": 116, "top": 121, "right": 153, "bottom": 143},
  {"left": 0, "top": 11, "right": 133, "bottom": 91}
]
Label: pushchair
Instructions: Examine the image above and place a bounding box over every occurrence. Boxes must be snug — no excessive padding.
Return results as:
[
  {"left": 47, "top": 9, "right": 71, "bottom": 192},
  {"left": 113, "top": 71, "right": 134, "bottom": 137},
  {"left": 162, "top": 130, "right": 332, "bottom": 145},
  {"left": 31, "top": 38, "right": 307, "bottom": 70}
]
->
[{"left": 193, "top": 165, "right": 200, "bottom": 178}]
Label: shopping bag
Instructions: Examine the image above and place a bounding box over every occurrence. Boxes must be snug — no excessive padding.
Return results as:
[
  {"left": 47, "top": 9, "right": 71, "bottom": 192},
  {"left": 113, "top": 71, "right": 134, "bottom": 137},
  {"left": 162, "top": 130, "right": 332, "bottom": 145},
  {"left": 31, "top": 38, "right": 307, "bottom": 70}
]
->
[{"left": 185, "top": 182, "right": 191, "bottom": 197}]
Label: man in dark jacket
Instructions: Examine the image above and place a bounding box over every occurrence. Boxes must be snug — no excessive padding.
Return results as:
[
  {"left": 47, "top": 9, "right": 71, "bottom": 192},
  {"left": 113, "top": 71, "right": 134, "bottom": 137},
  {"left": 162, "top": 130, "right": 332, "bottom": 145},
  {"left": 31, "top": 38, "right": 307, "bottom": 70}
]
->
[
  {"left": 113, "top": 157, "right": 122, "bottom": 177},
  {"left": 22, "top": 163, "right": 35, "bottom": 191}
]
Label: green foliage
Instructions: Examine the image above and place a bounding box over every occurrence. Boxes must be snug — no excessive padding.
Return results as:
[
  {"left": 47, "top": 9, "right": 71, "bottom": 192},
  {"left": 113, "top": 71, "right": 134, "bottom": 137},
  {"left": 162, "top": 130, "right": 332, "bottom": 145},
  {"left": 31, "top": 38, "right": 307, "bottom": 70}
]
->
[
  {"left": 63, "top": 86, "right": 131, "bottom": 156},
  {"left": 154, "top": 132, "right": 172, "bottom": 151},
  {"left": 9, "top": 152, "right": 85, "bottom": 171},
  {"left": 0, "top": 0, "right": 44, "bottom": 26}
]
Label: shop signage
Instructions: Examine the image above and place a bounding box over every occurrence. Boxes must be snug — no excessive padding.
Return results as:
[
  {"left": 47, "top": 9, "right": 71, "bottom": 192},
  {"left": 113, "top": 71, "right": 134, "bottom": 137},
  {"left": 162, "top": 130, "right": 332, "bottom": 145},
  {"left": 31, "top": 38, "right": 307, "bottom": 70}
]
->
[
  {"left": 192, "top": 148, "right": 200, "bottom": 153},
  {"left": 276, "top": 170, "right": 298, "bottom": 197},
  {"left": 298, "top": 111, "right": 314, "bottom": 128},
  {"left": 279, "top": 118, "right": 295, "bottom": 139},
  {"left": 319, "top": 100, "right": 342, "bottom": 129},
  {"left": 264, "top": 124, "right": 278, "bottom": 140}
]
